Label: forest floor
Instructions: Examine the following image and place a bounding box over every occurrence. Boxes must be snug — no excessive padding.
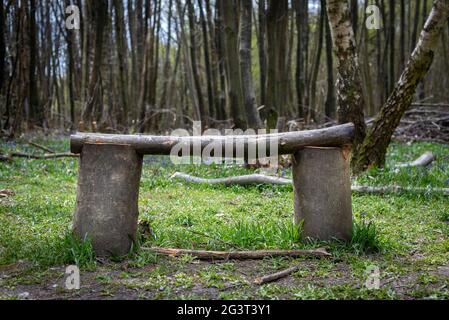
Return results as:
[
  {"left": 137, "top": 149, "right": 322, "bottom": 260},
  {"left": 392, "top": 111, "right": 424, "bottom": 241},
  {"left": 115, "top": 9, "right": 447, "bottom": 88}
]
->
[{"left": 0, "top": 136, "right": 448, "bottom": 300}]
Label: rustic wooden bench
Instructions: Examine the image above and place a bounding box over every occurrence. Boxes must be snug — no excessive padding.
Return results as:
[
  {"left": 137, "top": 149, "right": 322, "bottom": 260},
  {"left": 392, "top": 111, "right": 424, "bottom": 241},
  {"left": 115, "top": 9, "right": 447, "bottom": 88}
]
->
[{"left": 70, "top": 123, "right": 355, "bottom": 256}]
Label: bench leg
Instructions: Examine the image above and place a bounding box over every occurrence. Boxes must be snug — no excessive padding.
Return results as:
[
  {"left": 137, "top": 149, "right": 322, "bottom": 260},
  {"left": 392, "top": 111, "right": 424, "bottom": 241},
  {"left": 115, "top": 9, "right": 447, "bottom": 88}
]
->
[
  {"left": 292, "top": 147, "right": 352, "bottom": 241},
  {"left": 73, "top": 143, "right": 143, "bottom": 256}
]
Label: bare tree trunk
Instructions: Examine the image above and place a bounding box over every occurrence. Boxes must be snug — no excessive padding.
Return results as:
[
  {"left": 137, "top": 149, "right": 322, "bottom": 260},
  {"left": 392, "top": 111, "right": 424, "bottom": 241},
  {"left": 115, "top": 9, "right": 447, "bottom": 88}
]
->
[
  {"left": 325, "top": 0, "right": 366, "bottom": 152},
  {"left": 352, "top": 0, "right": 449, "bottom": 173},
  {"left": 220, "top": 0, "right": 247, "bottom": 129},
  {"left": 198, "top": 0, "right": 215, "bottom": 122},
  {"left": 266, "top": 0, "right": 288, "bottom": 129},
  {"left": 28, "top": 0, "right": 42, "bottom": 127},
  {"left": 239, "top": 0, "right": 263, "bottom": 129},
  {"left": 187, "top": 0, "right": 208, "bottom": 128},
  {"left": 399, "top": 0, "right": 406, "bottom": 71},
  {"left": 294, "top": 0, "right": 308, "bottom": 118},
  {"left": 112, "top": 0, "right": 129, "bottom": 128},
  {"left": 324, "top": 0, "right": 335, "bottom": 120},
  {"left": 388, "top": 0, "right": 396, "bottom": 95},
  {"left": 257, "top": 0, "right": 267, "bottom": 108},
  {"left": 309, "top": 1, "right": 325, "bottom": 123},
  {"left": 0, "top": 0, "right": 5, "bottom": 95},
  {"left": 65, "top": 0, "right": 76, "bottom": 130},
  {"left": 81, "top": 0, "right": 107, "bottom": 129}
]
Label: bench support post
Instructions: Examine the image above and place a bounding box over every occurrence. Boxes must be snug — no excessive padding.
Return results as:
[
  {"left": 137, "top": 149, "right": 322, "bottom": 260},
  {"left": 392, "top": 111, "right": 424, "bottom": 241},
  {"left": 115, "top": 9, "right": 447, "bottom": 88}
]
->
[
  {"left": 73, "top": 143, "right": 143, "bottom": 256},
  {"left": 293, "top": 147, "right": 352, "bottom": 241}
]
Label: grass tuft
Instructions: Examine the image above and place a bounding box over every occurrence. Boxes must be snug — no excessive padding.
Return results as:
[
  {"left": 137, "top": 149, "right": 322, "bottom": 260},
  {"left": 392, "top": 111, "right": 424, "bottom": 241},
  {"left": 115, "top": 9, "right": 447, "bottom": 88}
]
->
[{"left": 350, "top": 219, "right": 384, "bottom": 254}]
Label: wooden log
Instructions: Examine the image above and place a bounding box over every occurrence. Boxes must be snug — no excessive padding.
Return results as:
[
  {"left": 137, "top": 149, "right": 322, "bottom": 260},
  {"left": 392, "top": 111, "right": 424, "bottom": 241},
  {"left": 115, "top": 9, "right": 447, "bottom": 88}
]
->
[
  {"left": 70, "top": 123, "right": 355, "bottom": 155},
  {"left": 142, "top": 247, "right": 330, "bottom": 260},
  {"left": 72, "top": 143, "right": 143, "bottom": 256},
  {"left": 171, "top": 172, "right": 292, "bottom": 185},
  {"left": 395, "top": 151, "right": 435, "bottom": 168},
  {"left": 293, "top": 147, "right": 353, "bottom": 241}
]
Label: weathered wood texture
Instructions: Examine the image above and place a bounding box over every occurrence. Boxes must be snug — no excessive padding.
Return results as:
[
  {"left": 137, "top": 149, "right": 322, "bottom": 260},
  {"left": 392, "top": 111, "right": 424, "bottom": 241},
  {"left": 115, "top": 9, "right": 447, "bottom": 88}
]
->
[
  {"left": 143, "top": 247, "right": 331, "bottom": 260},
  {"left": 293, "top": 147, "right": 353, "bottom": 241},
  {"left": 70, "top": 123, "right": 355, "bottom": 155},
  {"left": 73, "top": 143, "right": 143, "bottom": 256}
]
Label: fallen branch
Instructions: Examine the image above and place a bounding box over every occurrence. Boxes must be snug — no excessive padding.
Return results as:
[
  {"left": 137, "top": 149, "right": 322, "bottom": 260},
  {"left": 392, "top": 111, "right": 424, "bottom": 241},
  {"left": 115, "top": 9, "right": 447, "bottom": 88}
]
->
[
  {"left": 172, "top": 172, "right": 449, "bottom": 195},
  {"left": 351, "top": 185, "right": 449, "bottom": 195},
  {"left": 254, "top": 265, "right": 302, "bottom": 285},
  {"left": 395, "top": 151, "right": 435, "bottom": 168},
  {"left": 0, "top": 151, "right": 78, "bottom": 160},
  {"left": 142, "top": 247, "right": 331, "bottom": 260},
  {"left": 171, "top": 172, "right": 291, "bottom": 186},
  {"left": 27, "top": 141, "right": 55, "bottom": 154}
]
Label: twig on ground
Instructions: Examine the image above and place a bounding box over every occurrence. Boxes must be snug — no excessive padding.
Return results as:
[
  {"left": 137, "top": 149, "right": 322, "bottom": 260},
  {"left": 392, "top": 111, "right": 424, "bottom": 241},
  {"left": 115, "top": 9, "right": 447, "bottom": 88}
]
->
[
  {"left": 254, "top": 265, "right": 302, "bottom": 285},
  {"left": 27, "top": 141, "right": 55, "bottom": 154},
  {"left": 142, "top": 247, "right": 331, "bottom": 260},
  {"left": 0, "top": 151, "right": 78, "bottom": 160}
]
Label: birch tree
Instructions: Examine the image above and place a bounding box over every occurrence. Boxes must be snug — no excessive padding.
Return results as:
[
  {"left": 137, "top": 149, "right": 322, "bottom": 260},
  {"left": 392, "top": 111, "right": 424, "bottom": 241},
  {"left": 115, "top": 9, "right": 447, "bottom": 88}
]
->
[
  {"left": 352, "top": 0, "right": 449, "bottom": 173},
  {"left": 325, "top": 0, "right": 366, "bottom": 150}
]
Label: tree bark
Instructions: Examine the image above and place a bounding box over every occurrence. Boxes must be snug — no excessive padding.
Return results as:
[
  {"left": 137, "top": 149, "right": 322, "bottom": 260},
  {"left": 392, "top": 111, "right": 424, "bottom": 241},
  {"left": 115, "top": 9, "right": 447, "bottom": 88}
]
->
[
  {"left": 352, "top": 0, "right": 449, "bottom": 173},
  {"left": 324, "top": 0, "right": 336, "bottom": 120},
  {"left": 220, "top": 0, "right": 247, "bottom": 129},
  {"left": 325, "top": 0, "right": 366, "bottom": 152},
  {"left": 71, "top": 122, "right": 355, "bottom": 155},
  {"left": 112, "top": 0, "right": 129, "bottom": 128},
  {"left": 81, "top": 0, "right": 108, "bottom": 128},
  {"left": 239, "top": 0, "right": 263, "bottom": 129},
  {"left": 187, "top": 0, "right": 208, "bottom": 128}
]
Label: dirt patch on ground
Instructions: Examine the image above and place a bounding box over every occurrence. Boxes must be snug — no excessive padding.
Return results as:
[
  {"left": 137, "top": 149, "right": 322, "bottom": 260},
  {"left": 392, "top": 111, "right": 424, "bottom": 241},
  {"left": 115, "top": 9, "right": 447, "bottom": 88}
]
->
[{"left": 1, "top": 255, "right": 447, "bottom": 300}]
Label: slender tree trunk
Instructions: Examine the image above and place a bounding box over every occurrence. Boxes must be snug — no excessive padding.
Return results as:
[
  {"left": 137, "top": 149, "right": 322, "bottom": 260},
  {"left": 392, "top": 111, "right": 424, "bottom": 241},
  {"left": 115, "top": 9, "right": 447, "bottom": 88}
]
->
[
  {"left": 28, "top": 0, "right": 41, "bottom": 127},
  {"left": 197, "top": 0, "right": 215, "bottom": 121},
  {"left": 388, "top": 0, "right": 396, "bottom": 94},
  {"left": 204, "top": 0, "right": 221, "bottom": 120},
  {"left": 399, "top": 0, "right": 406, "bottom": 71},
  {"left": 257, "top": 0, "right": 267, "bottom": 108},
  {"left": 418, "top": 0, "right": 429, "bottom": 100},
  {"left": 324, "top": 0, "right": 335, "bottom": 120},
  {"left": 220, "top": 0, "right": 247, "bottom": 129},
  {"left": 239, "top": 0, "right": 263, "bottom": 129},
  {"left": 81, "top": 0, "right": 107, "bottom": 129},
  {"left": 352, "top": 0, "right": 449, "bottom": 173},
  {"left": 0, "top": 0, "right": 5, "bottom": 95},
  {"left": 294, "top": 0, "right": 308, "bottom": 118},
  {"left": 112, "top": 0, "right": 129, "bottom": 128},
  {"left": 309, "top": 1, "right": 325, "bottom": 123},
  {"left": 326, "top": 0, "right": 366, "bottom": 151},
  {"left": 411, "top": 0, "right": 422, "bottom": 52},
  {"left": 65, "top": 0, "right": 76, "bottom": 130},
  {"left": 266, "top": 0, "right": 288, "bottom": 130}
]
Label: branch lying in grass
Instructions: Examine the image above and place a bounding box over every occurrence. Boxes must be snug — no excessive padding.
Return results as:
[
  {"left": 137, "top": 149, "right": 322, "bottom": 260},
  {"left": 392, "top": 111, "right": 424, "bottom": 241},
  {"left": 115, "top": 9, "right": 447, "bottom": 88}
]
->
[
  {"left": 171, "top": 172, "right": 291, "bottom": 186},
  {"left": 172, "top": 172, "right": 449, "bottom": 195},
  {"left": 0, "top": 151, "right": 78, "bottom": 161},
  {"left": 395, "top": 151, "right": 435, "bottom": 168},
  {"left": 27, "top": 141, "right": 55, "bottom": 154},
  {"left": 254, "top": 265, "right": 302, "bottom": 285},
  {"left": 351, "top": 185, "right": 449, "bottom": 195},
  {"left": 142, "top": 247, "right": 331, "bottom": 260}
]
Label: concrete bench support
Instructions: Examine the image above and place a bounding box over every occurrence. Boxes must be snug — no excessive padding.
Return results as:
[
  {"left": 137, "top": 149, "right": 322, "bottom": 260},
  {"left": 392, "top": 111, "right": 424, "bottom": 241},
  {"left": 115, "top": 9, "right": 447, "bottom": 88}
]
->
[
  {"left": 73, "top": 143, "right": 143, "bottom": 256},
  {"left": 293, "top": 147, "right": 352, "bottom": 241}
]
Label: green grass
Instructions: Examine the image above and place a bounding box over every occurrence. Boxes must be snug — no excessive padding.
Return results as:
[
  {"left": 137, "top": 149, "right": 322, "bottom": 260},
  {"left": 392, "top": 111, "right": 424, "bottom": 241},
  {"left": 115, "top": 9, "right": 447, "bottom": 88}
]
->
[{"left": 1, "top": 136, "right": 448, "bottom": 299}]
